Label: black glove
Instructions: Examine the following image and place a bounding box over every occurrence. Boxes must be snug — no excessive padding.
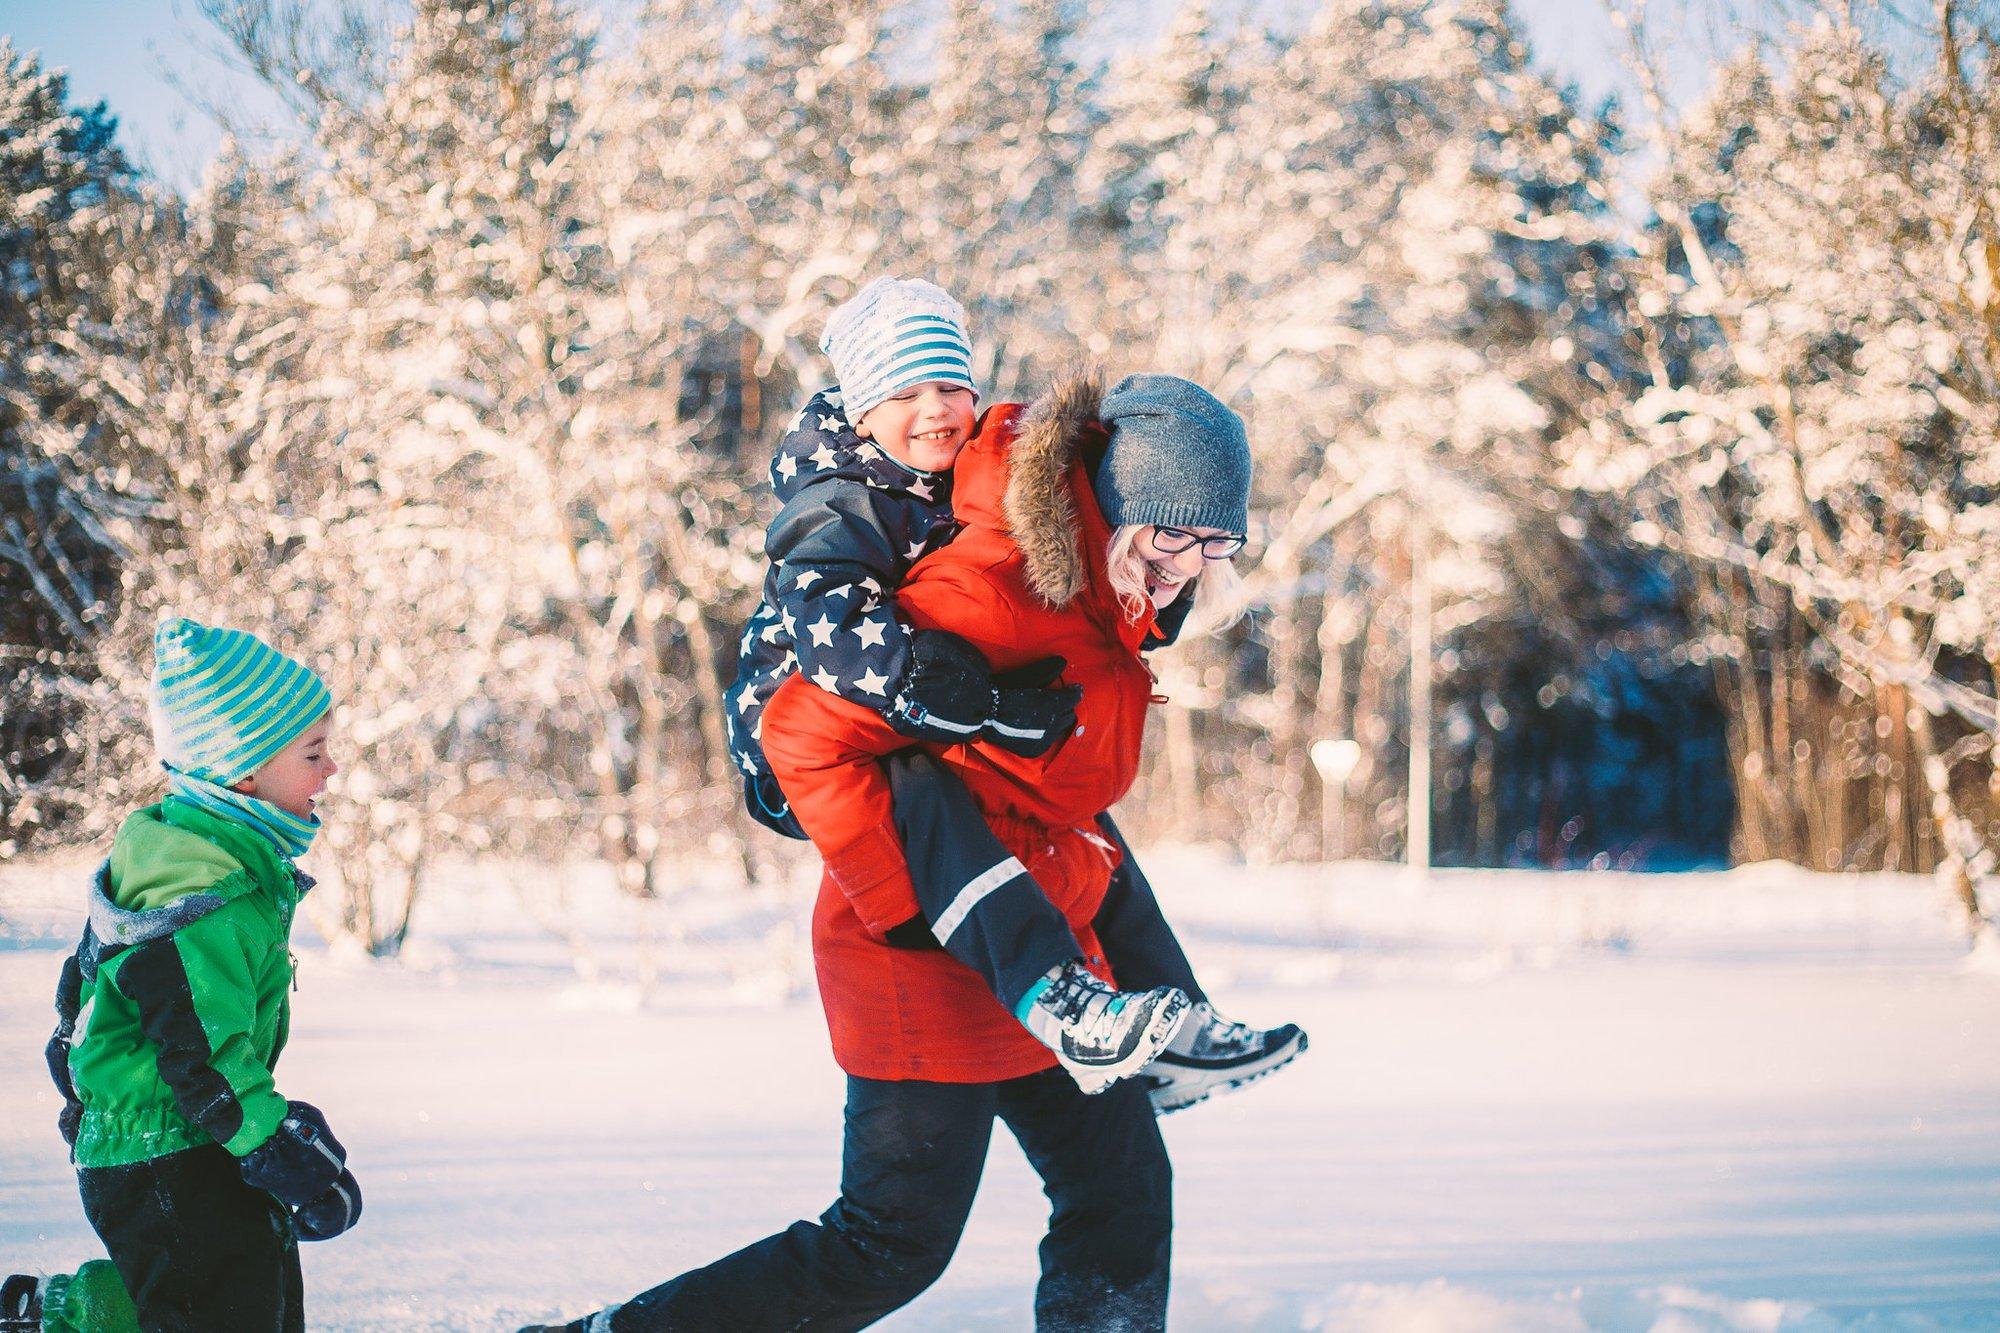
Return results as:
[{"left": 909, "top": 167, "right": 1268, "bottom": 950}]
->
[
  {"left": 984, "top": 656, "right": 1082, "bottom": 758},
  {"left": 882, "top": 915, "right": 945, "bottom": 951},
  {"left": 890, "top": 630, "right": 1082, "bottom": 758},
  {"left": 888, "top": 629, "right": 998, "bottom": 743},
  {"left": 241, "top": 1101, "right": 346, "bottom": 1205},
  {"left": 49, "top": 952, "right": 86, "bottom": 1149},
  {"left": 293, "top": 1168, "right": 364, "bottom": 1241}
]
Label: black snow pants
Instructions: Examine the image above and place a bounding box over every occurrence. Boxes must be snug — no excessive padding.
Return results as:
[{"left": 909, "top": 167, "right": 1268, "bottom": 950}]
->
[
  {"left": 883, "top": 752, "right": 1206, "bottom": 1012},
  {"left": 78, "top": 1143, "right": 304, "bottom": 1333},
  {"left": 609, "top": 1070, "right": 1172, "bottom": 1332}
]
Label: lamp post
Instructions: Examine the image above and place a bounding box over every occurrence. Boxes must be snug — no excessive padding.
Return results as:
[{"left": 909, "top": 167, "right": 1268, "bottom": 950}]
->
[
  {"left": 1408, "top": 502, "right": 1432, "bottom": 883},
  {"left": 1310, "top": 738, "right": 1362, "bottom": 862}
]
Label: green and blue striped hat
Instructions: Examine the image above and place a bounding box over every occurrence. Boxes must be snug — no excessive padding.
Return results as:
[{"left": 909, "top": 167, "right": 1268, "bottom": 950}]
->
[
  {"left": 820, "top": 276, "right": 979, "bottom": 422},
  {"left": 149, "top": 618, "right": 332, "bottom": 786}
]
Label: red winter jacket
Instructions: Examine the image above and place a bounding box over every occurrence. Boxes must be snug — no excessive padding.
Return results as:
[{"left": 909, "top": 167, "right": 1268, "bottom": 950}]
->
[{"left": 761, "top": 370, "right": 1167, "bottom": 1082}]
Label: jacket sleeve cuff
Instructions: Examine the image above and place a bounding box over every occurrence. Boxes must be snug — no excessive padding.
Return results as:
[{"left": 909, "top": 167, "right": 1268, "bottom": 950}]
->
[
  {"left": 221, "top": 1088, "right": 290, "bottom": 1157},
  {"left": 823, "top": 822, "right": 921, "bottom": 938}
]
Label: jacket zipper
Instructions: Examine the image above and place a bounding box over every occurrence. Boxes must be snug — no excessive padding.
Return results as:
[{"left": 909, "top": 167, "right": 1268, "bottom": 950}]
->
[{"left": 285, "top": 866, "right": 306, "bottom": 992}]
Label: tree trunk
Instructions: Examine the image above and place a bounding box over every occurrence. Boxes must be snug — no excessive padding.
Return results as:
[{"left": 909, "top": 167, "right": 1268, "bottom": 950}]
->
[
  {"left": 1350, "top": 599, "right": 1394, "bottom": 857},
  {"left": 1907, "top": 705, "right": 1998, "bottom": 948},
  {"left": 1312, "top": 572, "right": 1354, "bottom": 861}
]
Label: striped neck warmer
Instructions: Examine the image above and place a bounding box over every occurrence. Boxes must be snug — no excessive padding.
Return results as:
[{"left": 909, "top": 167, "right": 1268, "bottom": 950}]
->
[{"left": 166, "top": 769, "right": 320, "bottom": 861}]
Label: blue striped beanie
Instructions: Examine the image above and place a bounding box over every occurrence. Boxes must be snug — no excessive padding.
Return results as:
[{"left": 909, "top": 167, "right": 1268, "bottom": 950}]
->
[
  {"left": 149, "top": 618, "right": 332, "bottom": 786},
  {"left": 819, "top": 277, "right": 978, "bottom": 422}
]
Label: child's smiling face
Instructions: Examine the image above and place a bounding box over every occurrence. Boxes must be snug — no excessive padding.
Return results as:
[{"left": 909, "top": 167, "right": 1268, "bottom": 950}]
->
[
  {"left": 855, "top": 382, "right": 977, "bottom": 473},
  {"left": 233, "top": 715, "right": 337, "bottom": 820}
]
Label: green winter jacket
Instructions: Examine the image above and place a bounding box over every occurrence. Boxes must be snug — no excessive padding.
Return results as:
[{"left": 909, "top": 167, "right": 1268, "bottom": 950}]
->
[{"left": 62, "top": 799, "right": 304, "bottom": 1168}]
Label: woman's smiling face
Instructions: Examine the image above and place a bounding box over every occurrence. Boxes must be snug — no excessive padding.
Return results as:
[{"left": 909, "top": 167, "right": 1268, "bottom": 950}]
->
[{"left": 1133, "top": 525, "right": 1233, "bottom": 608}]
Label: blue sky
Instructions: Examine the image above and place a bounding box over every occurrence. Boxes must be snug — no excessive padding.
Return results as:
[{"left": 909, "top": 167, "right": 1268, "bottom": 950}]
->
[{"left": 4, "top": 0, "right": 1648, "bottom": 192}]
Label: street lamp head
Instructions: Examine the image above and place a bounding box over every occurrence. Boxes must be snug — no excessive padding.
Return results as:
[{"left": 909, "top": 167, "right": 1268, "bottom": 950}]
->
[{"left": 1310, "top": 738, "right": 1362, "bottom": 784}]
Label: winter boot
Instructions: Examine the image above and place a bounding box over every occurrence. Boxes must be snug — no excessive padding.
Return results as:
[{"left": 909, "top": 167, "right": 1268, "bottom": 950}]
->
[
  {"left": 1019, "top": 961, "right": 1192, "bottom": 1095},
  {"left": 7, "top": 1262, "right": 137, "bottom": 1333},
  {"left": 1143, "top": 1003, "right": 1307, "bottom": 1114},
  {"left": 1, "top": 1274, "right": 43, "bottom": 1333}
]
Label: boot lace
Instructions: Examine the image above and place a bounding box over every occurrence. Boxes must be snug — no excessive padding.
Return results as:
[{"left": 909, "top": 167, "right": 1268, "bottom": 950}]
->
[
  {"left": 1042, "top": 967, "right": 1126, "bottom": 1041},
  {"left": 1187, "top": 1008, "right": 1267, "bottom": 1059}
]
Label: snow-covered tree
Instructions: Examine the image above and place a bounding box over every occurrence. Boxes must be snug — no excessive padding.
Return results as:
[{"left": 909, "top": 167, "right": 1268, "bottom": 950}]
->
[
  {"left": 272, "top": 0, "right": 774, "bottom": 916},
  {"left": 1087, "top": 0, "right": 1633, "bottom": 860},
  {"left": 1572, "top": 7, "right": 2000, "bottom": 944},
  {"left": 0, "top": 41, "right": 159, "bottom": 854},
  {"left": 24, "top": 0, "right": 1983, "bottom": 916},
  {"left": 682, "top": 0, "right": 1100, "bottom": 396}
]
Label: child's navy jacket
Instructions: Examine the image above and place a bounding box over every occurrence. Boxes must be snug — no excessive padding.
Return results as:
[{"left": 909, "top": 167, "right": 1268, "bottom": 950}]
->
[{"left": 725, "top": 388, "right": 962, "bottom": 815}]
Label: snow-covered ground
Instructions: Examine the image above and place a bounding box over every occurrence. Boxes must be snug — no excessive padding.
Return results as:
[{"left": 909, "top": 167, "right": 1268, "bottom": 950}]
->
[{"left": 3, "top": 850, "right": 1997, "bottom": 1331}]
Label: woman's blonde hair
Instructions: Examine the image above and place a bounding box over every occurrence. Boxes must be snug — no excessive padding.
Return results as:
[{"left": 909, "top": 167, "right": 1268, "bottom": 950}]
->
[{"left": 1105, "top": 526, "right": 1248, "bottom": 639}]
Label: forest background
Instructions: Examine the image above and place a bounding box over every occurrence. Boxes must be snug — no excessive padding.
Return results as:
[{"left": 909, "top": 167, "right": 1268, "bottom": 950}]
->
[{"left": 4, "top": 0, "right": 1999, "bottom": 958}]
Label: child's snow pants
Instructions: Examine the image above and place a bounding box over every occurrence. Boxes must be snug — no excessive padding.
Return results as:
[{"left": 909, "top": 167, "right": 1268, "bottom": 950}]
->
[
  {"left": 884, "top": 751, "right": 1206, "bottom": 1010},
  {"left": 78, "top": 1143, "right": 303, "bottom": 1333}
]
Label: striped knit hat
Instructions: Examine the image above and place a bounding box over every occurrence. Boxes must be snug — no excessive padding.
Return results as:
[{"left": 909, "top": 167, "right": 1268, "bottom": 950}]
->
[
  {"left": 150, "top": 618, "right": 332, "bottom": 786},
  {"left": 820, "top": 277, "right": 978, "bottom": 422}
]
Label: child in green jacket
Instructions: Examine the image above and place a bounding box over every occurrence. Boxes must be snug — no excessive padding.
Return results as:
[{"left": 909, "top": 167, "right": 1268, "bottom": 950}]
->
[{"left": 4, "top": 619, "right": 359, "bottom": 1333}]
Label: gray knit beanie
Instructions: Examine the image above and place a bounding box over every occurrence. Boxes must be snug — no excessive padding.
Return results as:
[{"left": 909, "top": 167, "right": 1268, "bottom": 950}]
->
[{"left": 1092, "top": 374, "right": 1251, "bottom": 534}]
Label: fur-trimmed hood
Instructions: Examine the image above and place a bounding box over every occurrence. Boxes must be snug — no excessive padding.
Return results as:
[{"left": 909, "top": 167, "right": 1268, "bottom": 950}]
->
[{"left": 1001, "top": 366, "right": 1106, "bottom": 608}]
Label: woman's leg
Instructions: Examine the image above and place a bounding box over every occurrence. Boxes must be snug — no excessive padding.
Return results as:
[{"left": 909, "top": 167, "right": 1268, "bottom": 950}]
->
[
  {"left": 79, "top": 1144, "right": 298, "bottom": 1333},
  {"left": 884, "top": 752, "right": 1081, "bottom": 1011},
  {"left": 605, "top": 1077, "right": 993, "bottom": 1333},
  {"left": 997, "top": 1069, "right": 1172, "bottom": 1332}
]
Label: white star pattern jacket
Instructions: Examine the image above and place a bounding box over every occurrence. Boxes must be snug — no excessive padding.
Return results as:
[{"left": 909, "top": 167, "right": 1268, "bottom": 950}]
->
[{"left": 726, "top": 387, "right": 964, "bottom": 826}]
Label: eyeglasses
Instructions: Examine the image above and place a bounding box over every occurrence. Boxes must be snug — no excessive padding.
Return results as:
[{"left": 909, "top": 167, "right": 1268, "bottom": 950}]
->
[{"left": 1149, "top": 526, "right": 1246, "bottom": 561}]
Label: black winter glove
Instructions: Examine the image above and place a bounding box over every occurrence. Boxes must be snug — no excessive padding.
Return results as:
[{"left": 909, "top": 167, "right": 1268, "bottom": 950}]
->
[
  {"left": 984, "top": 657, "right": 1082, "bottom": 758},
  {"left": 241, "top": 1101, "right": 360, "bottom": 1239},
  {"left": 888, "top": 629, "right": 999, "bottom": 743},
  {"left": 882, "top": 914, "right": 945, "bottom": 951},
  {"left": 889, "top": 630, "right": 1082, "bottom": 758},
  {"left": 49, "top": 952, "right": 85, "bottom": 1149},
  {"left": 293, "top": 1168, "right": 364, "bottom": 1242}
]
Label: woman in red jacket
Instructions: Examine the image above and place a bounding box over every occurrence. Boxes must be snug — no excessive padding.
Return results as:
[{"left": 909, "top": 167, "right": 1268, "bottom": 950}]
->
[{"left": 545, "top": 369, "right": 1253, "bottom": 1333}]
